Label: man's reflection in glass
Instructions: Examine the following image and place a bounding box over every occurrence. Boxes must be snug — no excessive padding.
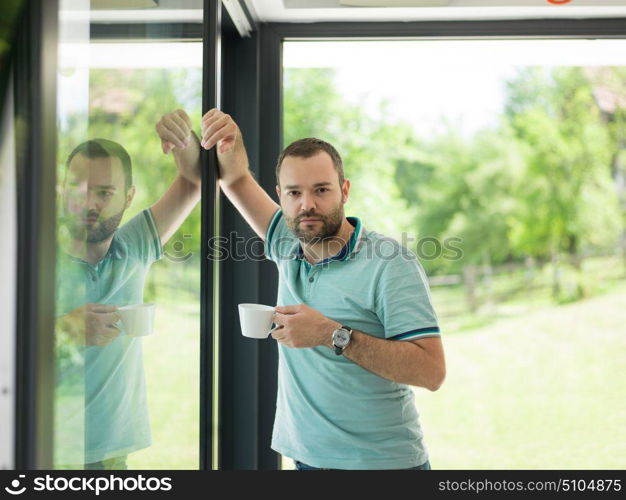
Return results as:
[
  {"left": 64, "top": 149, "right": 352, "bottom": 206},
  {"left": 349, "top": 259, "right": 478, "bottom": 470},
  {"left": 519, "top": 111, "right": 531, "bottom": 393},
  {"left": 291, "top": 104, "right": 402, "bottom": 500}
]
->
[{"left": 55, "top": 111, "right": 202, "bottom": 469}]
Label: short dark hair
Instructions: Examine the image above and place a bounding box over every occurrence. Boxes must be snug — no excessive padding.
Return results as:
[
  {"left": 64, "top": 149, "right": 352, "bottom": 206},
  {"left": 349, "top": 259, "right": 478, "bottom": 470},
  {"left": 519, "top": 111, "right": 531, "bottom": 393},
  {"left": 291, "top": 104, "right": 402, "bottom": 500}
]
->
[
  {"left": 276, "top": 138, "right": 344, "bottom": 187},
  {"left": 66, "top": 139, "right": 133, "bottom": 190}
]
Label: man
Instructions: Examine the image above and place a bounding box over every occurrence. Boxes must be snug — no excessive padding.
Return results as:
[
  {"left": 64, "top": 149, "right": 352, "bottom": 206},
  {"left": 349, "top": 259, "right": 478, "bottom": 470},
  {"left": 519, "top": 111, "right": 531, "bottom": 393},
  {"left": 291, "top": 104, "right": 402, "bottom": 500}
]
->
[
  {"left": 193, "top": 108, "right": 446, "bottom": 470},
  {"left": 54, "top": 110, "right": 202, "bottom": 469}
]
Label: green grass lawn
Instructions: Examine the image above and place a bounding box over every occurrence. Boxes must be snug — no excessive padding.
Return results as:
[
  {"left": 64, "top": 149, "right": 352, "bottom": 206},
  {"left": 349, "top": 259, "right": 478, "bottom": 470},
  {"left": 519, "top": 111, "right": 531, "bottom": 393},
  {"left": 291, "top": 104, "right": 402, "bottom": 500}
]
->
[
  {"left": 414, "top": 281, "right": 626, "bottom": 469},
  {"left": 126, "top": 301, "right": 200, "bottom": 470},
  {"left": 126, "top": 277, "right": 626, "bottom": 470}
]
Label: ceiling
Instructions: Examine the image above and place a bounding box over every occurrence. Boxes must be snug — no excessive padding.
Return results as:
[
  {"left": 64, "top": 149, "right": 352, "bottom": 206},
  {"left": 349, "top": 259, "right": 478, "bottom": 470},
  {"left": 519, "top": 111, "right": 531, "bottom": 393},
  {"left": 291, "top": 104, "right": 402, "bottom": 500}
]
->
[
  {"left": 88, "top": 0, "right": 626, "bottom": 24},
  {"left": 246, "top": 0, "right": 626, "bottom": 22}
]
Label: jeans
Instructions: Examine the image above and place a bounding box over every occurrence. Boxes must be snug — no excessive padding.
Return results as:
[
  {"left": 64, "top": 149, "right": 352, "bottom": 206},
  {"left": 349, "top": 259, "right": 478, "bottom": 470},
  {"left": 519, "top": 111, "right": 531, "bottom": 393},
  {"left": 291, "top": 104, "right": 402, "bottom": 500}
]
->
[{"left": 294, "top": 459, "right": 431, "bottom": 470}]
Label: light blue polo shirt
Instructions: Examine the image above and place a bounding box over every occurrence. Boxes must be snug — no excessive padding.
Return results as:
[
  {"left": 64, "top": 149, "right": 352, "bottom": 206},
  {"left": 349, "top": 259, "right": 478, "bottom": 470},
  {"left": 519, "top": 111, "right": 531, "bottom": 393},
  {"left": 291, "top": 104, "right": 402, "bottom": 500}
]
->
[
  {"left": 54, "top": 208, "right": 162, "bottom": 466},
  {"left": 265, "top": 209, "right": 441, "bottom": 470}
]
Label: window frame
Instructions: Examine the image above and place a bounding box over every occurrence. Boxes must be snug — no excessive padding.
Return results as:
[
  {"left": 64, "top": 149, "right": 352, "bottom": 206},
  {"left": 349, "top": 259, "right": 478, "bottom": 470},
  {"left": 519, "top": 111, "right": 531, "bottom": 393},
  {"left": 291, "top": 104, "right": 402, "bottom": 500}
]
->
[{"left": 14, "top": 0, "right": 59, "bottom": 470}]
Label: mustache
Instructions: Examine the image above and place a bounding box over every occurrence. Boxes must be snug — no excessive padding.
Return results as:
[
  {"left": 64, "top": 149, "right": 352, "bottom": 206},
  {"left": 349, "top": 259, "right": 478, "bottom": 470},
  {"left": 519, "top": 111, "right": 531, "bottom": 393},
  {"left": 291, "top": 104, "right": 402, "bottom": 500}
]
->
[
  {"left": 82, "top": 210, "right": 100, "bottom": 219},
  {"left": 297, "top": 212, "right": 323, "bottom": 221}
]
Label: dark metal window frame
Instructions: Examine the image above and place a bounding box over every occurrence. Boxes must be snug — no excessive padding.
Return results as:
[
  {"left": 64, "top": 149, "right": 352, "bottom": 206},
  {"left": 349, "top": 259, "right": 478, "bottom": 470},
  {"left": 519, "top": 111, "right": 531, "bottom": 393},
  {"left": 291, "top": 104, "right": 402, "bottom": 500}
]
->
[
  {"left": 90, "top": 23, "right": 203, "bottom": 40},
  {"left": 201, "top": 0, "right": 220, "bottom": 471},
  {"left": 14, "top": 0, "right": 58, "bottom": 470},
  {"left": 269, "top": 17, "right": 626, "bottom": 39},
  {"left": 217, "top": 12, "right": 282, "bottom": 471}
]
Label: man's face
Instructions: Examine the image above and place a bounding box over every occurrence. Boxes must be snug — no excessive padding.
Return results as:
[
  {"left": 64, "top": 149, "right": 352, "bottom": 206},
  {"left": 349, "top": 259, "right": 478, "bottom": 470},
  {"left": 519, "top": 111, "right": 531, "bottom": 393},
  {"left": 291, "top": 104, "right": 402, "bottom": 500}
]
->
[
  {"left": 276, "top": 151, "right": 350, "bottom": 245},
  {"left": 63, "top": 154, "right": 134, "bottom": 243}
]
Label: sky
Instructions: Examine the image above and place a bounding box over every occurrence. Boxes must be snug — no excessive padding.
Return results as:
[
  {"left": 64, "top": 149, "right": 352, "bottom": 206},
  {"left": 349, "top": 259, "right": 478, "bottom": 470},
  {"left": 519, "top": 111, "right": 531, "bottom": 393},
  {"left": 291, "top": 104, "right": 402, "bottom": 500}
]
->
[
  {"left": 57, "top": 38, "right": 626, "bottom": 137},
  {"left": 283, "top": 40, "right": 626, "bottom": 136}
]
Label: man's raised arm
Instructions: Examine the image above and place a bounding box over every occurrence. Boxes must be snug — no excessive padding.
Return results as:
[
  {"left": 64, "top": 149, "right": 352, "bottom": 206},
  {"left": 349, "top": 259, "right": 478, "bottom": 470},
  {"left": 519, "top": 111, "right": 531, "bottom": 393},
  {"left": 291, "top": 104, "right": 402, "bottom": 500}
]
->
[
  {"left": 201, "top": 108, "right": 279, "bottom": 240},
  {"left": 152, "top": 109, "right": 203, "bottom": 245}
]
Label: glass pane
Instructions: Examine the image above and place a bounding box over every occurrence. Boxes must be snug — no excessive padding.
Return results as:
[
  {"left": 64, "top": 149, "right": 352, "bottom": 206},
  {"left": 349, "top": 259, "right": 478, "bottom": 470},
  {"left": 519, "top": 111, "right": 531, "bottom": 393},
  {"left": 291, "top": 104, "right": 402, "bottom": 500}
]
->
[
  {"left": 54, "top": 0, "right": 203, "bottom": 470},
  {"left": 0, "top": 74, "right": 17, "bottom": 471},
  {"left": 283, "top": 39, "right": 626, "bottom": 469}
]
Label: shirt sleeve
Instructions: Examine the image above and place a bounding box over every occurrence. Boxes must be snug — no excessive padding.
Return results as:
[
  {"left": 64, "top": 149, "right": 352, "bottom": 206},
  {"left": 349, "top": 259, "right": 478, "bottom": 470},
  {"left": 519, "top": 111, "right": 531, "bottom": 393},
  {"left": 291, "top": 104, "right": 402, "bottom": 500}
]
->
[
  {"left": 265, "top": 209, "right": 296, "bottom": 263},
  {"left": 116, "top": 208, "right": 163, "bottom": 266},
  {"left": 375, "top": 244, "right": 440, "bottom": 341}
]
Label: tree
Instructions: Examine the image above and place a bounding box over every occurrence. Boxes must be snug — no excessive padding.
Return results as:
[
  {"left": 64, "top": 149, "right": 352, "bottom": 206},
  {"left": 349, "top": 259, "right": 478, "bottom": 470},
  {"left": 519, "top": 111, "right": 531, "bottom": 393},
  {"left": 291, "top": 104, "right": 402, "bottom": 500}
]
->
[
  {"left": 58, "top": 68, "right": 203, "bottom": 249},
  {"left": 394, "top": 124, "right": 527, "bottom": 277},
  {"left": 284, "top": 68, "right": 415, "bottom": 240},
  {"left": 586, "top": 66, "right": 626, "bottom": 275},
  {"left": 505, "top": 67, "right": 619, "bottom": 298}
]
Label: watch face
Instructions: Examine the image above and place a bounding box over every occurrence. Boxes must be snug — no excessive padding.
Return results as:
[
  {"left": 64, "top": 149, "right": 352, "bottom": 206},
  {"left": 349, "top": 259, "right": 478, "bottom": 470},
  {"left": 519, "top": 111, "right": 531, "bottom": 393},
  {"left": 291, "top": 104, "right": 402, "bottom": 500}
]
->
[{"left": 334, "top": 329, "right": 350, "bottom": 347}]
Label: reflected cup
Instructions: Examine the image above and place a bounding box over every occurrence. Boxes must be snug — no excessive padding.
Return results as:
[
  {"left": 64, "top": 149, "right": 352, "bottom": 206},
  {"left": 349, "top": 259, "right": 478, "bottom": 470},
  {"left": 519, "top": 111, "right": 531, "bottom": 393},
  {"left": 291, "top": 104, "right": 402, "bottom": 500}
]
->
[
  {"left": 118, "top": 303, "right": 156, "bottom": 337},
  {"left": 238, "top": 303, "right": 275, "bottom": 339}
]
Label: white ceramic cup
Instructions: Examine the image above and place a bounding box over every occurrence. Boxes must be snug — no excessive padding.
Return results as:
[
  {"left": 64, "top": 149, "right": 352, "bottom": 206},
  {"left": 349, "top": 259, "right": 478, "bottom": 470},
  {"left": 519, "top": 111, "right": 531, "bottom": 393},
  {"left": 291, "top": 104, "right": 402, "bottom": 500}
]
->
[
  {"left": 238, "top": 303, "right": 275, "bottom": 339},
  {"left": 117, "top": 303, "right": 156, "bottom": 337}
]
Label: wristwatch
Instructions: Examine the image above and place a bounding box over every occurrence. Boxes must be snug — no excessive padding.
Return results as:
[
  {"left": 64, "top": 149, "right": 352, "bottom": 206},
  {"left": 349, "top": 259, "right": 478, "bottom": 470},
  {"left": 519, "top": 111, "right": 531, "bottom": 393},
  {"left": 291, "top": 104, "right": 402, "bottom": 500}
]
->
[{"left": 331, "top": 325, "right": 353, "bottom": 355}]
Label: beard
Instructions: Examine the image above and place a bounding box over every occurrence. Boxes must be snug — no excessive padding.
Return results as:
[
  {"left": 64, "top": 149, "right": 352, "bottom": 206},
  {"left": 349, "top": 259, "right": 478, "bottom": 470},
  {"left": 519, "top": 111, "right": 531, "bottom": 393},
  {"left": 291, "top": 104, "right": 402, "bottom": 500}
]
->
[
  {"left": 285, "top": 203, "right": 344, "bottom": 245},
  {"left": 66, "top": 208, "right": 125, "bottom": 244}
]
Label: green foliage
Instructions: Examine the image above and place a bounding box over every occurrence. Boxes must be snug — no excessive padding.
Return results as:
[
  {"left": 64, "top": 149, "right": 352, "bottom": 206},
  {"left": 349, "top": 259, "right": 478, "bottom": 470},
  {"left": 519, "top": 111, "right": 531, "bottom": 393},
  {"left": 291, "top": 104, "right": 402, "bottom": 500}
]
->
[
  {"left": 0, "top": 0, "right": 25, "bottom": 56},
  {"left": 57, "top": 62, "right": 625, "bottom": 293},
  {"left": 57, "top": 67, "right": 203, "bottom": 250},
  {"left": 394, "top": 124, "right": 527, "bottom": 274},
  {"left": 284, "top": 66, "right": 624, "bottom": 283},
  {"left": 283, "top": 68, "right": 415, "bottom": 239},
  {"left": 505, "top": 67, "right": 618, "bottom": 260}
]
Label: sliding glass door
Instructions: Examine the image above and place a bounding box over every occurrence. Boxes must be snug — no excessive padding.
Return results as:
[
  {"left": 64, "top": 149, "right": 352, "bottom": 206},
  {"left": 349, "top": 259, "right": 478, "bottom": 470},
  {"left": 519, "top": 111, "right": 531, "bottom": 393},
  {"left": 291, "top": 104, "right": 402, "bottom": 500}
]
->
[
  {"left": 10, "top": 0, "right": 222, "bottom": 470},
  {"left": 52, "top": 0, "right": 210, "bottom": 470}
]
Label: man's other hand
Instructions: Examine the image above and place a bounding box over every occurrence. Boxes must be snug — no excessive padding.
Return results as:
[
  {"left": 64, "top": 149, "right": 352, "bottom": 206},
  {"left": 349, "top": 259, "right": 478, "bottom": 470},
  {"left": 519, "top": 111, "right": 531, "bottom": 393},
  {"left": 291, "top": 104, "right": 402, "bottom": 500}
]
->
[
  {"left": 271, "top": 304, "right": 340, "bottom": 349},
  {"left": 156, "top": 109, "right": 195, "bottom": 154},
  {"left": 59, "top": 304, "right": 121, "bottom": 347},
  {"left": 200, "top": 109, "right": 250, "bottom": 185},
  {"left": 201, "top": 108, "right": 238, "bottom": 154}
]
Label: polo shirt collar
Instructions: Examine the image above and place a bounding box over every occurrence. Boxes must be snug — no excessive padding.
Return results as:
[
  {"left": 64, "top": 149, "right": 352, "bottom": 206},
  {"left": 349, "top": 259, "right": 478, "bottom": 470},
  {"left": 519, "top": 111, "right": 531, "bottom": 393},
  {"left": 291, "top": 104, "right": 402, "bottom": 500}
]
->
[
  {"left": 61, "top": 234, "right": 124, "bottom": 264},
  {"left": 295, "top": 216, "right": 365, "bottom": 264},
  {"left": 108, "top": 236, "right": 123, "bottom": 260}
]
